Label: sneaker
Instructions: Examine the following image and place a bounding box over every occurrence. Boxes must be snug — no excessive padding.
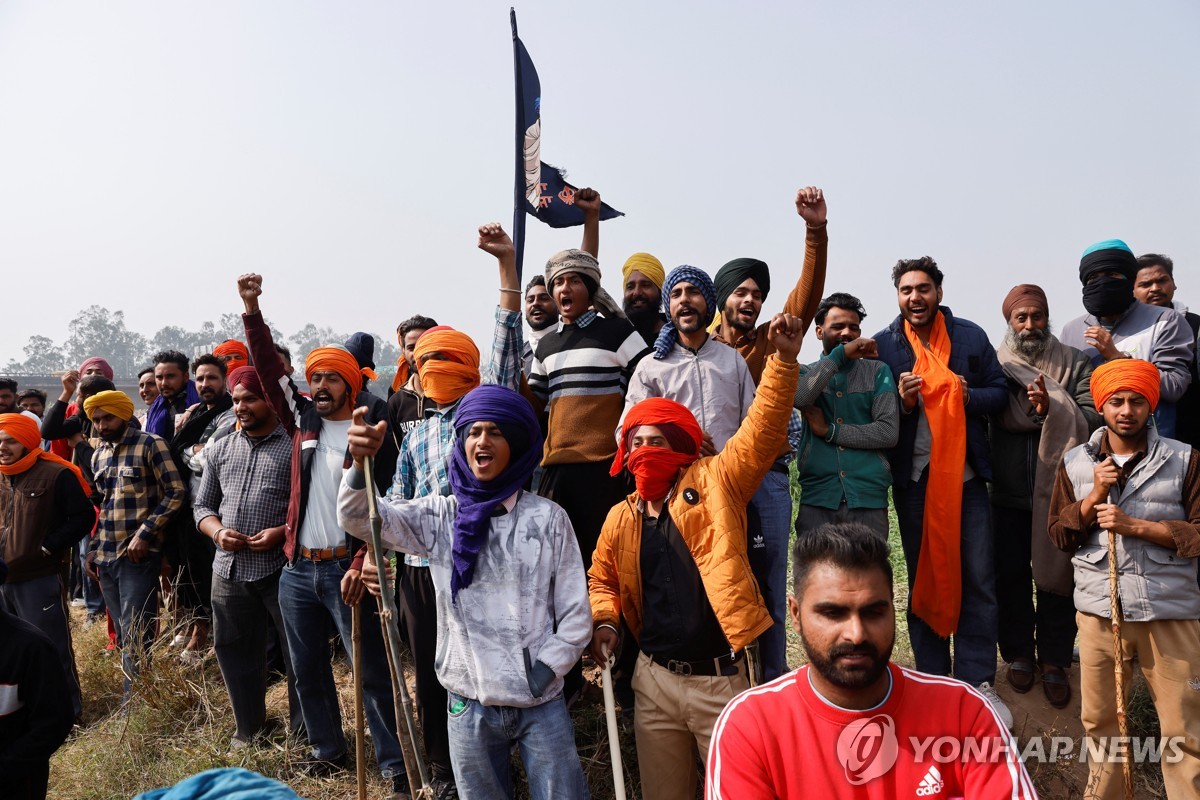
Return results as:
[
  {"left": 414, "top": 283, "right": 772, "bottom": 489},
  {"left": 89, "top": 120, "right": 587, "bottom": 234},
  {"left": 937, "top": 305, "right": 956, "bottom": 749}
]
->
[
  {"left": 390, "top": 773, "right": 412, "bottom": 800},
  {"left": 171, "top": 633, "right": 188, "bottom": 648},
  {"left": 179, "top": 648, "right": 205, "bottom": 665},
  {"left": 70, "top": 598, "right": 86, "bottom": 608},
  {"left": 297, "top": 754, "right": 348, "bottom": 778},
  {"left": 976, "top": 682, "right": 1014, "bottom": 730},
  {"left": 431, "top": 777, "right": 459, "bottom": 800}
]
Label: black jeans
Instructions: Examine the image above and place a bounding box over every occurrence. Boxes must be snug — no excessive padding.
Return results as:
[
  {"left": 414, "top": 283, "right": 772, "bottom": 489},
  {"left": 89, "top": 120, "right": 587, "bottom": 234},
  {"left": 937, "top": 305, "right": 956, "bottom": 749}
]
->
[
  {"left": 211, "top": 570, "right": 302, "bottom": 740},
  {"left": 991, "top": 505, "right": 1077, "bottom": 669},
  {"left": 397, "top": 561, "right": 452, "bottom": 780}
]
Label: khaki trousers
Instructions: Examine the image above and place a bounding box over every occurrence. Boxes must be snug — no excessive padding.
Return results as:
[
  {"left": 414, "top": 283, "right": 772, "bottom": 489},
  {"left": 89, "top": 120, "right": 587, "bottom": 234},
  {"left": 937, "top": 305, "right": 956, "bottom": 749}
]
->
[
  {"left": 632, "top": 651, "right": 749, "bottom": 800},
  {"left": 1077, "top": 611, "right": 1200, "bottom": 800}
]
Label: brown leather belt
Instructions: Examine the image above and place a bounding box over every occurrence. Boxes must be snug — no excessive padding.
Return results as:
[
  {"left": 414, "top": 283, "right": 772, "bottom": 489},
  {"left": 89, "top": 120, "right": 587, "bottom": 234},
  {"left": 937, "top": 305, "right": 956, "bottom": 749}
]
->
[{"left": 299, "top": 545, "right": 350, "bottom": 562}]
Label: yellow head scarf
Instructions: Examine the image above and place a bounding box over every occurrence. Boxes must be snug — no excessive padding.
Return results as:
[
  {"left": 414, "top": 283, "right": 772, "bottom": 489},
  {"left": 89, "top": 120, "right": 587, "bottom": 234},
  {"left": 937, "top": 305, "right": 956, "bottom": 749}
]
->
[
  {"left": 621, "top": 253, "right": 665, "bottom": 290},
  {"left": 83, "top": 390, "right": 136, "bottom": 422}
]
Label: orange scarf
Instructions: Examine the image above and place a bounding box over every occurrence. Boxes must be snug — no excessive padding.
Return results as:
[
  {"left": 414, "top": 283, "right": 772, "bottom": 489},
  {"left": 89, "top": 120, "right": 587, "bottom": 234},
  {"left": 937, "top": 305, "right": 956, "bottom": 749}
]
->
[
  {"left": 414, "top": 327, "right": 480, "bottom": 405},
  {"left": 904, "top": 313, "right": 966, "bottom": 638},
  {"left": 0, "top": 413, "right": 91, "bottom": 495},
  {"left": 390, "top": 357, "right": 410, "bottom": 394}
]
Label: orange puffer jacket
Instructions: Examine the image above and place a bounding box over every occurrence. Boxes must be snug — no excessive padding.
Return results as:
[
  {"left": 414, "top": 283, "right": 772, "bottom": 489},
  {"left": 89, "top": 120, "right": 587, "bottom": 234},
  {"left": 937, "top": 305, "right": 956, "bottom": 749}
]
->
[{"left": 588, "top": 353, "right": 799, "bottom": 653}]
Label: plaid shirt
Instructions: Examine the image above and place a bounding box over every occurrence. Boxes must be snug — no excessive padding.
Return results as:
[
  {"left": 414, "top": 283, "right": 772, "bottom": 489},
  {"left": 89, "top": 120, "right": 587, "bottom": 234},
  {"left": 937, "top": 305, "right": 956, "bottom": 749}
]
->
[
  {"left": 89, "top": 426, "right": 186, "bottom": 564},
  {"left": 393, "top": 306, "right": 524, "bottom": 566},
  {"left": 193, "top": 423, "right": 291, "bottom": 581}
]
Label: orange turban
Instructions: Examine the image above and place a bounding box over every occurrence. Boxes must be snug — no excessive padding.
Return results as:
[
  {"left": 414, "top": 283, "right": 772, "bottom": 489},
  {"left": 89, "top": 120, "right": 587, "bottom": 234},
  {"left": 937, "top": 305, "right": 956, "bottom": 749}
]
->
[
  {"left": 413, "top": 327, "right": 480, "bottom": 405},
  {"left": 1091, "top": 358, "right": 1161, "bottom": 412},
  {"left": 305, "top": 346, "right": 369, "bottom": 396},
  {"left": 214, "top": 340, "right": 250, "bottom": 371},
  {"left": 0, "top": 413, "right": 90, "bottom": 493}
]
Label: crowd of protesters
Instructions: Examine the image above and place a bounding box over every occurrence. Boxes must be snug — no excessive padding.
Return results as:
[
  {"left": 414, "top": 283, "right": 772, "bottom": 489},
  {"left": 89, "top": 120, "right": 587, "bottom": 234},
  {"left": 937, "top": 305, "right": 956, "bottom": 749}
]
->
[{"left": 1, "top": 186, "right": 1197, "bottom": 800}]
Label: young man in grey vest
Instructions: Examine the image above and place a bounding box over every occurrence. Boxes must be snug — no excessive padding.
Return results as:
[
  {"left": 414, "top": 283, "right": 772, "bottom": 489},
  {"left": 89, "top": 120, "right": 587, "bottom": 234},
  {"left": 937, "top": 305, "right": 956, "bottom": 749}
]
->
[{"left": 1048, "top": 358, "right": 1200, "bottom": 800}]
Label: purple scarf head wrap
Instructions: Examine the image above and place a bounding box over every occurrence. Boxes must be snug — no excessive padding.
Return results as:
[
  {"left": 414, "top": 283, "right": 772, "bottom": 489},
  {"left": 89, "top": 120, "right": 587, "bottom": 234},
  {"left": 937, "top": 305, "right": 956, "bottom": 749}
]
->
[
  {"left": 448, "top": 385, "right": 543, "bottom": 600},
  {"left": 145, "top": 379, "right": 201, "bottom": 438}
]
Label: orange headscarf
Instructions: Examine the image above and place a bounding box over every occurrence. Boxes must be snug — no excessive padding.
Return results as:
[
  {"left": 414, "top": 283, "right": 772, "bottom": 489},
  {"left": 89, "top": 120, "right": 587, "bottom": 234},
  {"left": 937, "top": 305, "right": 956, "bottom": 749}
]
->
[
  {"left": 1091, "top": 358, "right": 1161, "bottom": 412},
  {"left": 214, "top": 340, "right": 250, "bottom": 371},
  {"left": 611, "top": 398, "right": 703, "bottom": 502},
  {"left": 904, "top": 312, "right": 967, "bottom": 638},
  {"left": 413, "top": 327, "right": 480, "bottom": 405},
  {"left": 0, "top": 413, "right": 90, "bottom": 494},
  {"left": 390, "top": 357, "right": 410, "bottom": 394},
  {"left": 305, "top": 347, "right": 370, "bottom": 396}
]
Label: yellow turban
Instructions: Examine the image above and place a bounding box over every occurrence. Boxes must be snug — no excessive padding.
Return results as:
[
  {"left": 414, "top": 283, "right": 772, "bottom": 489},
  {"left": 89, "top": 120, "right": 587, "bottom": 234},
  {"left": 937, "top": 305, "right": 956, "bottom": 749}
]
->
[
  {"left": 622, "top": 253, "right": 665, "bottom": 289},
  {"left": 83, "top": 390, "right": 136, "bottom": 422}
]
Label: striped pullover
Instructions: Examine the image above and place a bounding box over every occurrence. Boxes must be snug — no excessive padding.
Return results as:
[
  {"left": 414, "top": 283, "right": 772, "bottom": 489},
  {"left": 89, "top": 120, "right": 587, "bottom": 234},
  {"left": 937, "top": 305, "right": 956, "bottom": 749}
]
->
[{"left": 528, "top": 311, "right": 650, "bottom": 466}]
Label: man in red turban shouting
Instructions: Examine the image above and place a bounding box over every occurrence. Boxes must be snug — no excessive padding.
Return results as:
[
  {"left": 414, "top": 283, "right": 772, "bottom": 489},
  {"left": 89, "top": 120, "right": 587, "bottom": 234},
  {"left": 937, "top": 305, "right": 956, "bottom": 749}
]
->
[
  {"left": 1049, "top": 358, "right": 1200, "bottom": 798},
  {"left": 587, "top": 313, "right": 803, "bottom": 800}
]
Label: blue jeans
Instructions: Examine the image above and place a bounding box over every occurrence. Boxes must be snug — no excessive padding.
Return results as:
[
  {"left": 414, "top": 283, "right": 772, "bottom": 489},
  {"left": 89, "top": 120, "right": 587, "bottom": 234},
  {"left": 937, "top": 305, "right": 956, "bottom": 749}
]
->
[
  {"left": 747, "top": 469, "right": 792, "bottom": 681},
  {"left": 79, "top": 534, "right": 105, "bottom": 616},
  {"left": 96, "top": 553, "right": 162, "bottom": 697},
  {"left": 446, "top": 692, "right": 589, "bottom": 800},
  {"left": 893, "top": 473, "right": 999, "bottom": 685},
  {"left": 278, "top": 556, "right": 404, "bottom": 779}
]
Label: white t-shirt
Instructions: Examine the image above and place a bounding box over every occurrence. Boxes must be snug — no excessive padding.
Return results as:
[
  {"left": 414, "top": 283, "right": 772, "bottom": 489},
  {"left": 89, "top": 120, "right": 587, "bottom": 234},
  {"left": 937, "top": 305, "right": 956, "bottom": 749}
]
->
[{"left": 299, "top": 418, "right": 353, "bottom": 550}]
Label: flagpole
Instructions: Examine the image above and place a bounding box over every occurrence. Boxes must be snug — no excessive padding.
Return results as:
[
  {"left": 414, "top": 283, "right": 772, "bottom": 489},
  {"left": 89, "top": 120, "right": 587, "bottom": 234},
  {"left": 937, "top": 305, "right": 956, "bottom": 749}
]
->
[{"left": 510, "top": 7, "right": 527, "bottom": 285}]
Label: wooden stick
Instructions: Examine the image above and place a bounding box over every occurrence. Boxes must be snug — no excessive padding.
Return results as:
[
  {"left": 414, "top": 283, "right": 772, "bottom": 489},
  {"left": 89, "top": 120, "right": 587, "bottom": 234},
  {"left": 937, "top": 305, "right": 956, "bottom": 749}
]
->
[
  {"left": 600, "top": 646, "right": 627, "bottom": 800},
  {"left": 1107, "top": 527, "right": 1133, "bottom": 800},
  {"left": 352, "top": 603, "right": 367, "bottom": 800},
  {"left": 364, "top": 455, "right": 433, "bottom": 798}
]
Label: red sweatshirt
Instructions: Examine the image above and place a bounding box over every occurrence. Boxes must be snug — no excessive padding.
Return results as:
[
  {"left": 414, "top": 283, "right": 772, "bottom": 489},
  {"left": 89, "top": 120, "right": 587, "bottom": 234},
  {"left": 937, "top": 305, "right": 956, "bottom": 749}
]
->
[{"left": 707, "top": 664, "right": 1036, "bottom": 799}]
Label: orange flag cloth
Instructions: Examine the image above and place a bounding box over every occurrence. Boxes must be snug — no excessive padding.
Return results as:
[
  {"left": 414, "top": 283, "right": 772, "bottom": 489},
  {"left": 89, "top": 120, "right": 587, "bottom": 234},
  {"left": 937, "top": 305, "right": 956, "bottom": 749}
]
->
[
  {"left": 905, "top": 312, "right": 967, "bottom": 638},
  {"left": 0, "top": 413, "right": 91, "bottom": 494}
]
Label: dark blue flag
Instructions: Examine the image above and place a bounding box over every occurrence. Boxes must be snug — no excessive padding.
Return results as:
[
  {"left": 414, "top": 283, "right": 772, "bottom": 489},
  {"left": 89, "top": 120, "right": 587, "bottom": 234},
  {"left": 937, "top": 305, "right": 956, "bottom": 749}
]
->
[{"left": 510, "top": 9, "right": 622, "bottom": 280}]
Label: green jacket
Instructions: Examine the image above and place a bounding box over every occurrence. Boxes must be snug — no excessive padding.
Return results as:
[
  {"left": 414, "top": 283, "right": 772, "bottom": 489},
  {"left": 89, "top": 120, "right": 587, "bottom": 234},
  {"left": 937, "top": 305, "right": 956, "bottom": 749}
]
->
[{"left": 793, "top": 345, "right": 899, "bottom": 510}]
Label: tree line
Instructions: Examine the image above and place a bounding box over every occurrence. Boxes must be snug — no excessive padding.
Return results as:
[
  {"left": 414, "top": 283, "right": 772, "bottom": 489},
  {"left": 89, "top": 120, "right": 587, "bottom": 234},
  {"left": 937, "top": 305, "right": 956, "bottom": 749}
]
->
[{"left": 4, "top": 305, "right": 401, "bottom": 382}]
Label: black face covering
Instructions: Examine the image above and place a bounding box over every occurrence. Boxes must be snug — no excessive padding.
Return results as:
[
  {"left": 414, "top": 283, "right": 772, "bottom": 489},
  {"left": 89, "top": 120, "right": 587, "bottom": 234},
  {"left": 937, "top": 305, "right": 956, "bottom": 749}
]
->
[{"left": 1082, "top": 276, "right": 1134, "bottom": 318}]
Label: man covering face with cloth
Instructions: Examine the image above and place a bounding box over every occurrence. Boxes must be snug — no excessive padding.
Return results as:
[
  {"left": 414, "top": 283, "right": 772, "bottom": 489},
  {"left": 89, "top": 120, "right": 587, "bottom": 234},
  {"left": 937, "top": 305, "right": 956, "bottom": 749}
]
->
[{"left": 338, "top": 386, "right": 593, "bottom": 800}]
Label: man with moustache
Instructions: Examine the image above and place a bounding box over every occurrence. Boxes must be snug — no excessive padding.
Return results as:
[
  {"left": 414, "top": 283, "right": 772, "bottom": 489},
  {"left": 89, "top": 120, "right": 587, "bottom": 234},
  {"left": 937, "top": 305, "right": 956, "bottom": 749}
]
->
[
  {"left": 1061, "top": 240, "right": 1194, "bottom": 439},
  {"left": 793, "top": 293, "right": 898, "bottom": 540},
  {"left": 84, "top": 389, "right": 186, "bottom": 697},
  {"left": 136, "top": 367, "right": 159, "bottom": 426},
  {"left": 873, "top": 256, "right": 1012, "bottom": 727},
  {"left": 238, "top": 274, "right": 408, "bottom": 794},
  {"left": 706, "top": 524, "right": 1035, "bottom": 799},
  {"left": 193, "top": 365, "right": 300, "bottom": 748},
  {"left": 1048, "top": 359, "right": 1200, "bottom": 799},
  {"left": 387, "top": 314, "right": 438, "bottom": 446},
  {"left": 170, "top": 352, "right": 237, "bottom": 659},
  {"left": 1134, "top": 253, "right": 1200, "bottom": 449},
  {"left": 146, "top": 350, "right": 201, "bottom": 441},
  {"left": 17, "top": 390, "right": 46, "bottom": 419},
  {"left": 622, "top": 253, "right": 667, "bottom": 347},
  {"left": 707, "top": 186, "right": 829, "bottom": 681},
  {"left": 521, "top": 276, "right": 557, "bottom": 376},
  {"left": 989, "top": 284, "right": 1100, "bottom": 708}
]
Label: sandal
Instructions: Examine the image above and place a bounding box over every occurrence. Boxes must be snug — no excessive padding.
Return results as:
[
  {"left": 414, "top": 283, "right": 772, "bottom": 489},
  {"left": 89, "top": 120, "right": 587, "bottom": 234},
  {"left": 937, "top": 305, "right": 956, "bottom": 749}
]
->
[
  {"left": 1006, "top": 658, "right": 1036, "bottom": 693},
  {"left": 1041, "top": 664, "right": 1071, "bottom": 709}
]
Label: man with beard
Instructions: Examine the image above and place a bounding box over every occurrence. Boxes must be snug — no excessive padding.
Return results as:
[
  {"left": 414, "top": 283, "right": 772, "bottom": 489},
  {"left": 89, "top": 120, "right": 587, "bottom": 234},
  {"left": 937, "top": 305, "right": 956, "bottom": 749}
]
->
[
  {"left": 707, "top": 186, "right": 828, "bottom": 682},
  {"left": 1134, "top": 253, "right": 1200, "bottom": 449},
  {"left": 521, "top": 276, "right": 556, "bottom": 376},
  {"left": 169, "top": 353, "right": 237, "bottom": 660},
  {"left": 147, "top": 350, "right": 201, "bottom": 440},
  {"left": 83, "top": 389, "right": 186, "bottom": 697},
  {"left": 706, "top": 524, "right": 1035, "bottom": 799},
  {"left": 622, "top": 253, "right": 666, "bottom": 347},
  {"left": 793, "top": 293, "right": 898, "bottom": 541},
  {"left": 873, "top": 257, "right": 1012, "bottom": 728},
  {"left": 193, "top": 366, "right": 301, "bottom": 748},
  {"left": 589, "top": 314, "right": 802, "bottom": 800},
  {"left": 238, "top": 274, "right": 408, "bottom": 795},
  {"left": 1061, "top": 240, "right": 1193, "bottom": 439},
  {"left": 1048, "top": 359, "right": 1200, "bottom": 799},
  {"left": 0, "top": 380, "right": 18, "bottom": 416},
  {"left": 17, "top": 390, "right": 46, "bottom": 419},
  {"left": 387, "top": 314, "right": 438, "bottom": 446},
  {"left": 989, "top": 285, "right": 1101, "bottom": 709}
]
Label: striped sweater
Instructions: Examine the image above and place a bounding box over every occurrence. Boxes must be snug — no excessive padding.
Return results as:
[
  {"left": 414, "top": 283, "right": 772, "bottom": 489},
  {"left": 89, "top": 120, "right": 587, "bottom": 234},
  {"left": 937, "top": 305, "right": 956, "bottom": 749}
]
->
[{"left": 528, "top": 311, "right": 649, "bottom": 466}]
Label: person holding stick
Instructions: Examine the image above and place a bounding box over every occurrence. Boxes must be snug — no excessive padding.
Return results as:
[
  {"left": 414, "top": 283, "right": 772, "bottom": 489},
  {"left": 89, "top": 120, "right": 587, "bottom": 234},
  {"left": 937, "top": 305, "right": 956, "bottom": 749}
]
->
[
  {"left": 588, "top": 313, "right": 803, "bottom": 800},
  {"left": 339, "top": 385, "right": 593, "bottom": 800},
  {"left": 1048, "top": 358, "right": 1200, "bottom": 799}
]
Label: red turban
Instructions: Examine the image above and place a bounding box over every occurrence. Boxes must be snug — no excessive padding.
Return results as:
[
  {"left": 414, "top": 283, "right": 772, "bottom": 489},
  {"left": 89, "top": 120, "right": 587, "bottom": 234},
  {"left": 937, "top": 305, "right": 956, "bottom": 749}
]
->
[
  {"left": 612, "top": 398, "right": 704, "bottom": 501},
  {"left": 227, "top": 365, "right": 265, "bottom": 398},
  {"left": 305, "top": 347, "right": 369, "bottom": 396},
  {"left": 79, "top": 357, "right": 114, "bottom": 380},
  {"left": 414, "top": 327, "right": 481, "bottom": 405},
  {"left": 214, "top": 340, "right": 250, "bottom": 371},
  {"left": 0, "top": 413, "right": 90, "bottom": 493},
  {"left": 1001, "top": 284, "right": 1049, "bottom": 321},
  {"left": 1091, "top": 358, "right": 1161, "bottom": 412}
]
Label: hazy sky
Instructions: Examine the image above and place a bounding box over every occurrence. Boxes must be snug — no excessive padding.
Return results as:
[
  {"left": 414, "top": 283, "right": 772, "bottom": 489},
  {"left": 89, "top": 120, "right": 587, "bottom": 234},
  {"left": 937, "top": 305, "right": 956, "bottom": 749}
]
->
[{"left": 1, "top": 1, "right": 1197, "bottom": 367}]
